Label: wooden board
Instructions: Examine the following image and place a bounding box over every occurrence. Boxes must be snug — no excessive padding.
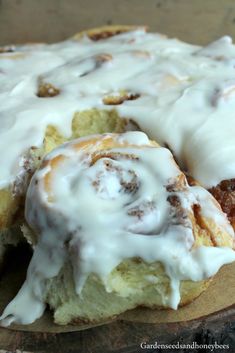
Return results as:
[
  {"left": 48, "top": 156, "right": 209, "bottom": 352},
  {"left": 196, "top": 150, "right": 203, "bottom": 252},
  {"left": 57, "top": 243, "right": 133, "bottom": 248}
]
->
[
  {"left": 0, "top": 306, "right": 234, "bottom": 353},
  {"left": 0, "top": 243, "right": 235, "bottom": 351},
  {"left": 1, "top": 245, "right": 235, "bottom": 333}
]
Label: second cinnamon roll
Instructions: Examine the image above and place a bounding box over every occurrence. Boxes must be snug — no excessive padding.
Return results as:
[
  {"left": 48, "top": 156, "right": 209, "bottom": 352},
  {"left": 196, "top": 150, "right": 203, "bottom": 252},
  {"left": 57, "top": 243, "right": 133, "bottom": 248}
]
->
[{"left": 1, "top": 131, "right": 235, "bottom": 326}]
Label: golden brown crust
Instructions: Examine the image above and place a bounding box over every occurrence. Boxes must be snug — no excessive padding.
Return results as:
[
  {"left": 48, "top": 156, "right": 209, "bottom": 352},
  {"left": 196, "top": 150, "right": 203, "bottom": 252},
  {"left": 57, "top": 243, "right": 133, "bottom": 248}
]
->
[{"left": 72, "top": 25, "right": 147, "bottom": 41}]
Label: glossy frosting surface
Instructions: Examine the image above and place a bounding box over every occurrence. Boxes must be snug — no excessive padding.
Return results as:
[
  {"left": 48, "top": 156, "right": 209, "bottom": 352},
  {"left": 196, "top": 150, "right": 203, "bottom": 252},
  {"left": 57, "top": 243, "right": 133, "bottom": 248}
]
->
[
  {"left": 1, "top": 30, "right": 235, "bottom": 326},
  {"left": 1, "top": 31, "right": 235, "bottom": 188},
  {"left": 1, "top": 132, "right": 235, "bottom": 326}
]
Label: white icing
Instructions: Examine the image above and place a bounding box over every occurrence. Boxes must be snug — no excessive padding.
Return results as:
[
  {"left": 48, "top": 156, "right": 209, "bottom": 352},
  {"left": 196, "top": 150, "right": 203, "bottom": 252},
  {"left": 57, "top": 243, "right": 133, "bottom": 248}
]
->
[
  {"left": 1, "top": 30, "right": 235, "bottom": 188},
  {"left": 1, "top": 132, "right": 234, "bottom": 326}
]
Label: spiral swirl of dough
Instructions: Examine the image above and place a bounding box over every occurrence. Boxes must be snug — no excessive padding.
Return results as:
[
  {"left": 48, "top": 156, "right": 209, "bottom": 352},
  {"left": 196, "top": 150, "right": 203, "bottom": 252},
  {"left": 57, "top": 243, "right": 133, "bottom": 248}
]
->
[
  {"left": 1, "top": 131, "right": 235, "bottom": 327},
  {"left": 26, "top": 131, "right": 235, "bottom": 294}
]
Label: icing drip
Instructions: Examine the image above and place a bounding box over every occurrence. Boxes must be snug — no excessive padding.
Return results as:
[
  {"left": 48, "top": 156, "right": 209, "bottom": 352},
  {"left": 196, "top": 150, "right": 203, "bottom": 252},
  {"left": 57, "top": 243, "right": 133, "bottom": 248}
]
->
[
  {"left": 1, "top": 30, "right": 235, "bottom": 187},
  {"left": 0, "top": 132, "right": 234, "bottom": 326}
]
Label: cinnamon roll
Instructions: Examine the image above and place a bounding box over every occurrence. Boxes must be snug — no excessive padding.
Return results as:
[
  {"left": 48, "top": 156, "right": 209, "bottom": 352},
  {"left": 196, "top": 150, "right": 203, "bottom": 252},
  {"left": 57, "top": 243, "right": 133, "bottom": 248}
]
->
[
  {"left": 1, "top": 132, "right": 234, "bottom": 326},
  {"left": 2, "top": 26, "right": 235, "bottom": 262},
  {"left": 0, "top": 25, "right": 145, "bottom": 263},
  {"left": 1, "top": 26, "right": 235, "bottom": 325}
]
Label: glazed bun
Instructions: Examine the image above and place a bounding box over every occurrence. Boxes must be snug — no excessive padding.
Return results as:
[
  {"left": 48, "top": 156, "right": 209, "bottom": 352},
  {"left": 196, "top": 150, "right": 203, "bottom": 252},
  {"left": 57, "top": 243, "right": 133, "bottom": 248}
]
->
[
  {"left": 1, "top": 132, "right": 234, "bottom": 326},
  {"left": 1, "top": 26, "right": 235, "bottom": 326}
]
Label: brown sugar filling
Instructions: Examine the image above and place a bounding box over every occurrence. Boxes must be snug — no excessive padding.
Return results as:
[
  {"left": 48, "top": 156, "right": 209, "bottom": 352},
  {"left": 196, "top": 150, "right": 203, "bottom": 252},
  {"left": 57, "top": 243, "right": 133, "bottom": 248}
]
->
[
  {"left": 209, "top": 178, "right": 235, "bottom": 228},
  {"left": 89, "top": 30, "right": 124, "bottom": 41},
  {"left": 37, "top": 83, "right": 60, "bottom": 97},
  {"left": 103, "top": 93, "right": 140, "bottom": 105}
]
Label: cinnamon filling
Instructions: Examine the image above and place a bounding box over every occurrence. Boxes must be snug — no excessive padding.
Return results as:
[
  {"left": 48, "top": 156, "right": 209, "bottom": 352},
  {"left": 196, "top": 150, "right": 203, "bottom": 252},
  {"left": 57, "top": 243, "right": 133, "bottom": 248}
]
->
[
  {"left": 103, "top": 93, "right": 140, "bottom": 105},
  {"left": 80, "top": 54, "right": 113, "bottom": 77},
  {"left": 167, "top": 194, "right": 190, "bottom": 227},
  {"left": 92, "top": 158, "right": 139, "bottom": 196},
  {"left": 209, "top": 179, "right": 235, "bottom": 227},
  {"left": 89, "top": 30, "right": 124, "bottom": 41},
  {"left": 127, "top": 201, "right": 156, "bottom": 220},
  {"left": 37, "top": 83, "right": 60, "bottom": 97}
]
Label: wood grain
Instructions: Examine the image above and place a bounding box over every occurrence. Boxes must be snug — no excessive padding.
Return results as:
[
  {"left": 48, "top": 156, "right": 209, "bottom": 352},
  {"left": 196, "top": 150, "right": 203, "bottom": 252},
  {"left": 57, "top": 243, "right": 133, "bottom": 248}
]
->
[
  {"left": 0, "top": 240, "right": 235, "bottom": 351},
  {"left": 0, "top": 306, "right": 234, "bottom": 352}
]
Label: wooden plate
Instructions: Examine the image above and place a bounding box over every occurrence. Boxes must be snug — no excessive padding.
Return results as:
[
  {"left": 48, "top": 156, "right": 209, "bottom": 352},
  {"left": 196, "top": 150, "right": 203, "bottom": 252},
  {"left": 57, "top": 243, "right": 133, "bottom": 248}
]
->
[{"left": 0, "top": 244, "right": 235, "bottom": 352}]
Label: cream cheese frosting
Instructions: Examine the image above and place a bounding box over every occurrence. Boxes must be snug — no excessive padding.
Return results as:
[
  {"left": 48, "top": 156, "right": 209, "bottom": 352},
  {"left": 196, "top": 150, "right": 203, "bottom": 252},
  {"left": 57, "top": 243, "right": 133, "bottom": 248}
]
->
[
  {"left": 0, "top": 131, "right": 235, "bottom": 326},
  {"left": 1, "top": 29, "right": 235, "bottom": 327},
  {"left": 1, "top": 30, "right": 235, "bottom": 188}
]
